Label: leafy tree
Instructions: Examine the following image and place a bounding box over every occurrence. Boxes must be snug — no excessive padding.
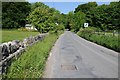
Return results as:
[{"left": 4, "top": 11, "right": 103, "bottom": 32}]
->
[
  {"left": 106, "top": 2, "right": 120, "bottom": 30},
  {"left": 74, "top": 2, "right": 98, "bottom": 14},
  {"left": 74, "top": 1, "right": 120, "bottom": 31},
  {"left": 60, "top": 13, "right": 68, "bottom": 27},
  {"left": 2, "top": 2, "right": 31, "bottom": 29},
  {"left": 28, "top": 2, "right": 64, "bottom": 33},
  {"left": 74, "top": 11, "right": 86, "bottom": 32},
  {"left": 66, "top": 11, "right": 75, "bottom": 31},
  {"left": 65, "top": 11, "right": 86, "bottom": 32},
  {"left": 31, "top": 2, "right": 49, "bottom": 11},
  {"left": 74, "top": 2, "right": 97, "bottom": 31},
  {"left": 28, "top": 6, "right": 49, "bottom": 32},
  {"left": 93, "top": 4, "right": 108, "bottom": 30}
]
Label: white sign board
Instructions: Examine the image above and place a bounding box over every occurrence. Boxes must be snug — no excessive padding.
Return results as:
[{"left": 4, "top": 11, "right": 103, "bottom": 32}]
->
[{"left": 84, "top": 23, "right": 88, "bottom": 27}]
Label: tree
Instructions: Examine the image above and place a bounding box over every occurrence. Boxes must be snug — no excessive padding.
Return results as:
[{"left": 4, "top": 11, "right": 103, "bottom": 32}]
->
[
  {"left": 65, "top": 11, "right": 86, "bottom": 32},
  {"left": 74, "top": 1, "right": 120, "bottom": 31},
  {"left": 106, "top": 2, "right": 120, "bottom": 30},
  {"left": 74, "top": 2, "right": 98, "bottom": 14},
  {"left": 31, "top": 2, "right": 49, "bottom": 11},
  {"left": 74, "top": 2, "right": 97, "bottom": 30},
  {"left": 28, "top": 7, "right": 49, "bottom": 33},
  {"left": 91, "top": 2, "right": 120, "bottom": 30},
  {"left": 74, "top": 11, "right": 86, "bottom": 32},
  {"left": 2, "top": 2, "right": 31, "bottom": 29},
  {"left": 66, "top": 11, "right": 75, "bottom": 31},
  {"left": 28, "top": 2, "right": 64, "bottom": 33}
]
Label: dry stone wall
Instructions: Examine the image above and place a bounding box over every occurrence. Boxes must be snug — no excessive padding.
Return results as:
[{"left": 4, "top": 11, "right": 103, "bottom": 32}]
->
[{"left": 0, "top": 33, "right": 47, "bottom": 75}]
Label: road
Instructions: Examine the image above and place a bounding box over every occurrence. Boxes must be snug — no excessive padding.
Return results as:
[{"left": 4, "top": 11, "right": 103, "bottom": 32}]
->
[{"left": 43, "top": 31, "right": 118, "bottom": 78}]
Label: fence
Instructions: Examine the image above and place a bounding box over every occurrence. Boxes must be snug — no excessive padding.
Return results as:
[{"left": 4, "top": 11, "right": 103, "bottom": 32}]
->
[
  {"left": 0, "top": 33, "right": 47, "bottom": 75},
  {"left": 94, "top": 30, "right": 119, "bottom": 37}
]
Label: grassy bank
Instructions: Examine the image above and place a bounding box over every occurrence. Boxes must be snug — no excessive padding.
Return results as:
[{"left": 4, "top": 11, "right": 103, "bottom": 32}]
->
[
  {"left": 77, "top": 31, "right": 119, "bottom": 52},
  {"left": 1, "top": 30, "right": 39, "bottom": 43},
  {"left": 6, "top": 33, "right": 59, "bottom": 78}
]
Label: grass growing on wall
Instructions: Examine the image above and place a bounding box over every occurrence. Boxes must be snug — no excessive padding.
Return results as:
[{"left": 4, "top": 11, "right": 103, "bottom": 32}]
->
[
  {"left": 1, "top": 30, "right": 39, "bottom": 43},
  {"left": 6, "top": 33, "right": 59, "bottom": 78}
]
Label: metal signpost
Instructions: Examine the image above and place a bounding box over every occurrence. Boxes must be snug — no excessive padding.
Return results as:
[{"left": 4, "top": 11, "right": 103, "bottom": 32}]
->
[{"left": 84, "top": 23, "right": 89, "bottom": 28}]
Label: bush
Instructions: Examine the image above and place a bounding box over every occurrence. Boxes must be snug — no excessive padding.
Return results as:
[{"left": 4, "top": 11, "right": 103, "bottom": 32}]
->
[
  {"left": 18, "top": 27, "right": 30, "bottom": 31},
  {"left": 77, "top": 28, "right": 119, "bottom": 52},
  {"left": 18, "top": 27, "right": 37, "bottom": 32}
]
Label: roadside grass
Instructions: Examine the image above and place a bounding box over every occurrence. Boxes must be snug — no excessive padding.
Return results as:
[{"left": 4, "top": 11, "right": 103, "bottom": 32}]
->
[
  {"left": 77, "top": 32, "right": 119, "bottom": 52},
  {"left": 1, "top": 29, "right": 39, "bottom": 43},
  {"left": 6, "top": 33, "right": 59, "bottom": 78}
]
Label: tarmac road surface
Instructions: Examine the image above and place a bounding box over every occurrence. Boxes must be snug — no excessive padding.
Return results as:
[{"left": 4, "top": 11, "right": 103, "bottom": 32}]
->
[{"left": 43, "top": 31, "right": 118, "bottom": 78}]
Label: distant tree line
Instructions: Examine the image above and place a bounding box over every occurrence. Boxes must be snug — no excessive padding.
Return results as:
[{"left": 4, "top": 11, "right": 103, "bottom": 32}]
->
[
  {"left": 2, "top": 2, "right": 65, "bottom": 33},
  {"left": 2, "top": 1, "right": 120, "bottom": 33},
  {"left": 74, "top": 2, "right": 120, "bottom": 31}
]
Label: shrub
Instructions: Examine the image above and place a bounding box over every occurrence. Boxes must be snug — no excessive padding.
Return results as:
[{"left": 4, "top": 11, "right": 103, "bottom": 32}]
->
[{"left": 77, "top": 28, "right": 119, "bottom": 52}]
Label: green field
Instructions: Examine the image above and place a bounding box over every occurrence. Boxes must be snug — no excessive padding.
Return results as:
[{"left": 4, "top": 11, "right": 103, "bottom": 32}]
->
[
  {"left": 1, "top": 30, "right": 39, "bottom": 43},
  {"left": 5, "top": 34, "right": 58, "bottom": 78}
]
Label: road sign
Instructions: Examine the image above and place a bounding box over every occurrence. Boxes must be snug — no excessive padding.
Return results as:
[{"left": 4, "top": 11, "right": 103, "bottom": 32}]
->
[{"left": 84, "top": 23, "right": 88, "bottom": 27}]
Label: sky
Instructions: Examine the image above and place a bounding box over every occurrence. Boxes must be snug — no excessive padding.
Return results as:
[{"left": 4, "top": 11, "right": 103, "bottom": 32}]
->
[
  {"left": 27, "top": 0, "right": 114, "bottom": 14},
  {"left": 43, "top": 2, "right": 110, "bottom": 14}
]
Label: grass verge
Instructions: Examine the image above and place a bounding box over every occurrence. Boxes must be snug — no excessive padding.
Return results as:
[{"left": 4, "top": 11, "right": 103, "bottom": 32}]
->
[
  {"left": 77, "top": 32, "right": 119, "bottom": 52},
  {"left": 5, "top": 33, "right": 59, "bottom": 78}
]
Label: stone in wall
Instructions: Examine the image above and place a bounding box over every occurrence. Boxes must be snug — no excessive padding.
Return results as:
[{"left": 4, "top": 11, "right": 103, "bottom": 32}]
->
[
  {"left": 34, "top": 36, "right": 38, "bottom": 41},
  {"left": 38, "top": 35, "right": 42, "bottom": 40},
  {"left": 28, "top": 36, "right": 34, "bottom": 44},
  {"left": 9, "top": 40, "right": 20, "bottom": 54},
  {"left": 0, "top": 44, "right": 2, "bottom": 61},
  {"left": 23, "top": 36, "right": 36, "bottom": 47},
  {"left": 19, "top": 41, "right": 24, "bottom": 48},
  {"left": 23, "top": 38, "right": 28, "bottom": 47},
  {"left": 2, "top": 43, "right": 9, "bottom": 60}
]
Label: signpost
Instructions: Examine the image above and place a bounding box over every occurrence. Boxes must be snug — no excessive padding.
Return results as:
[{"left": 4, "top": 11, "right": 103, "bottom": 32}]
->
[{"left": 84, "top": 23, "right": 89, "bottom": 28}]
